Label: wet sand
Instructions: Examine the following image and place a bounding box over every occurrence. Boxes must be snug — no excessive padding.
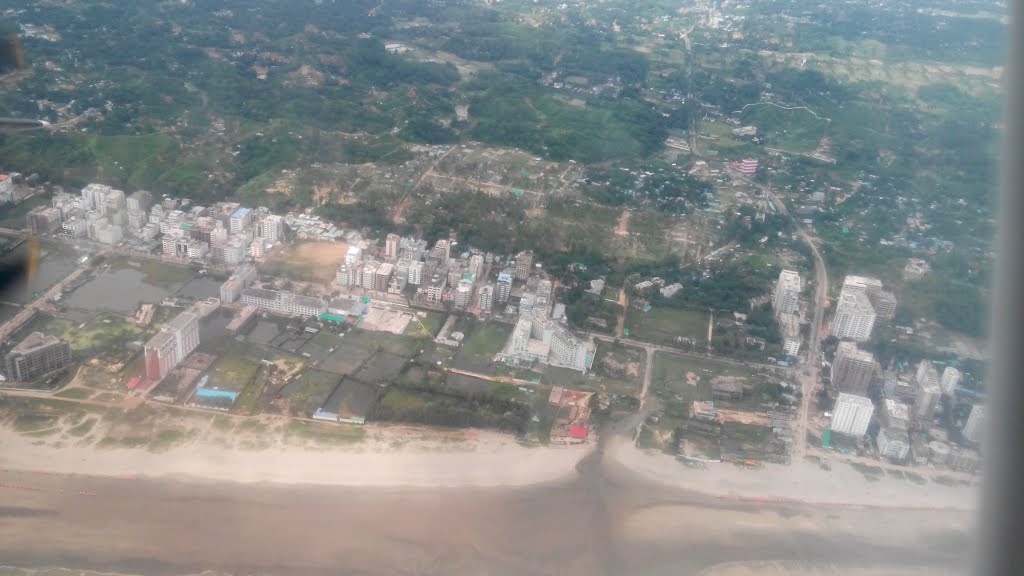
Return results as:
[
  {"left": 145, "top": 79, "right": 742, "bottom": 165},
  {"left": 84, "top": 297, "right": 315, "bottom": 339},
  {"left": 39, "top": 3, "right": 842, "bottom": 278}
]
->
[{"left": 0, "top": 444, "right": 976, "bottom": 576}]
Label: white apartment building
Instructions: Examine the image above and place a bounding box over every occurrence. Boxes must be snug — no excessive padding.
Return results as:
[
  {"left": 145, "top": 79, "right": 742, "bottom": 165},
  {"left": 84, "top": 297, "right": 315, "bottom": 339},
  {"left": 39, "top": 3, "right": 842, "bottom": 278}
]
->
[
  {"left": 876, "top": 427, "right": 910, "bottom": 460},
  {"left": 219, "top": 268, "right": 258, "bottom": 303},
  {"left": 962, "top": 404, "right": 984, "bottom": 443},
  {"left": 478, "top": 284, "right": 494, "bottom": 313},
  {"left": 454, "top": 279, "right": 473, "bottom": 308},
  {"left": 831, "top": 393, "right": 874, "bottom": 437},
  {"left": 940, "top": 366, "right": 962, "bottom": 395},
  {"left": 240, "top": 288, "right": 325, "bottom": 318},
  {"left": 346, "top": 245, "right": 362, "bottom": 265},
  {"left": 829, "top": 291, "right": 876, "bottom": 341},
  {"left": 773, "top": 269, "right": 801, "bottom": 316},
  {"left": 258, "top": 214, "right": 283, "bottom": 244},
  {"left": 407, "top": 260, "right": 424, "bottom": 285},
  {"left": 362, "top": 261, "right": 380, "bottom": 290}
]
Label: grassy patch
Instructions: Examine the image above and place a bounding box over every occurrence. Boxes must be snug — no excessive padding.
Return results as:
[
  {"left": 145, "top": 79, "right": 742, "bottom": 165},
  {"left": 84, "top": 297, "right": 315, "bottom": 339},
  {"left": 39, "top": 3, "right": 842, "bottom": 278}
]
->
[
  {"left": 405, "top": 312, "right": 445, "bottom": 338},
  {"left": 284, "top": 419, "right": 365, "bottom": 445},
  {"left": 625, "top": 306, "right": 708, "bottom": 347},
  {"left": 650, "top": 351, "right": 755, "bottom": 402},
  {"left": 210, "top": 346, "right": 261, "bottom": 393},
  {"left": 55, "top": 387, "right": 94, "bottom": 400},
  {"left": 459, "top": 321, "right": 511, "bottom": 358}
]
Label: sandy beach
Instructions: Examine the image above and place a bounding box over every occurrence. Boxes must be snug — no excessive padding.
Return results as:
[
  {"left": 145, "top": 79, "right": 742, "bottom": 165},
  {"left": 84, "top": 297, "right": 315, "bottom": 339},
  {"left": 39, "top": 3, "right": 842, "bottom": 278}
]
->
[
  {"left": 0, "top": 427, "right": 592, "bottom": 488},
  {"left": 607, "top": 438, "right": 981, "bottom": 510}
]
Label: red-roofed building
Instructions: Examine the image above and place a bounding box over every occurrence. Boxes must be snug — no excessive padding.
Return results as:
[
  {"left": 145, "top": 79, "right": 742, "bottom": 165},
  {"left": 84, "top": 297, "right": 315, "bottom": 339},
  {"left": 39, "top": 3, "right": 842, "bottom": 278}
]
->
[
  {"left": 568, "top": 425, "right": 588, "bottom": 438},
  {"left": 0, "top": 174, "right": 12, "bottom": 201},
  {"left": 126, "top": 376, "right": 141, "bottom": 389}
]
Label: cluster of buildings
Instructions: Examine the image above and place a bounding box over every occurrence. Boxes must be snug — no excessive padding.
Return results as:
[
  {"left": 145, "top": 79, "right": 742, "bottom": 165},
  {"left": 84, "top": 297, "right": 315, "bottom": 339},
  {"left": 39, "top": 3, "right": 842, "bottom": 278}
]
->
[
  {"left": 828, "top": 353, "right": 983, "bottom": 471},
  {"left": 816, "top": 274, "right": 982, "bottom": 470},
  {"left": 501, "top": 275, "right": 595, "bottom": 373},
  {"left": 30, "top": 183, "right": 287, "bottom": 265},
  {"left": 336, "top": 234, "right": 527, "bottom": 315}
]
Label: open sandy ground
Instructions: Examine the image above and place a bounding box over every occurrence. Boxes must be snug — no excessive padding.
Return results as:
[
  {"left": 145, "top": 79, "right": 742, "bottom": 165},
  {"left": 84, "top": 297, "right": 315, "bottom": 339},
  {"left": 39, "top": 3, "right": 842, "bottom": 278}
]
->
[
  {"left": 607, "top": 438, "right": 980, "bottom": 510},
  {"left": 0, "top": 427, "right": 591, "bottom": 488},
  {"left": 0, "top": 423, "right": 981, "bottom": 510}
]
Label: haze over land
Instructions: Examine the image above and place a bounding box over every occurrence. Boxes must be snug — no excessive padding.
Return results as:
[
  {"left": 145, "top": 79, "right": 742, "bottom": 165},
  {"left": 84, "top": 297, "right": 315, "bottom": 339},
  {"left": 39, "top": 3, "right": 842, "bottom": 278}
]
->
[{"left": 0, "top": 0, "right": 1004, "bottom": 573}]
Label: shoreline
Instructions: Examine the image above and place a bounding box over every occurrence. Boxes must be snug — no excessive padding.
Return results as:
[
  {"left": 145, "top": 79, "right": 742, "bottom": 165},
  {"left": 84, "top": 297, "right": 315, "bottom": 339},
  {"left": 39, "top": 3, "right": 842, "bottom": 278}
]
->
[
  {"left": 0, "top": 427, "right": 593, "bottom": 489},
  {"left": 605, "top": 437, "right": 981, "bottom": 512},
  {"left": 0, "top": 426, "right": 983, "bottom": 511}
]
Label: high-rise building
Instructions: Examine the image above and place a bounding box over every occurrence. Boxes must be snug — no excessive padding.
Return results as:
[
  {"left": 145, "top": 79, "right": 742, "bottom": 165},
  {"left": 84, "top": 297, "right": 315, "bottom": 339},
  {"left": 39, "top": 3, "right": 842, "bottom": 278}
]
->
[
  {"left": 830, "top": 393, "right": 874, "bottom": 437},
  {"left": 962, "top": 404, "right": 984, "bottom": 443},
  {"left": 407, "top": 260, "right": 423, "bottom": 285},
  {"left": 95, "top": 223, "right": 123, "bottom": 245},
  {"left": 258, "top": 214, "right": 284, "bottom": 244},
  {"left": 832, "top": 342, "right": 878, "bottom": 396},
  {"left": 362, "top": 261, "right": 380, "bottom": 290},
  {"left": 496, "top": 272, "right": 513, "bottom": 303},
  {"left": 385, "top": 233, "right": 401, "bottom": 260},
  {"left": 468, "top": 253, "right": 484, "bottom": 280},
  {"left": 249, "top": 239, "right": 265, "bottom": 258},
  {"left": 881, "top": 398, "right": 910, "bottom": 431},
  {"left": 429, "top": 239, "right": 451, "bottom": 263},
  {"left": 478, "top": 284, "right": 494, "bottom": 313},
  {"left": 81, "top": 183, "right": 112, "bottom": 211},
  {"left": 455, "top": 279, "right": 473, "bottom": 308},
  {"left": 219, "top": 267, "right": 258, "bottom": 303},
  {"left": 829, "top": 291, "right": 876, "bottom": 341},
  {"left": 515, "top": 250, "right": 533, "bottom": 280},
  {"left": 840, "top": 275, "right": 897, "bottom": 321},
  {"left": 144, "top": 311, "right": 199, "bottom": 383},
  {"left": 940, "top": 366, "right": 962, "bottom": 396},
  {"left": 229, "top": 207, "right": 252, "bottom": 234},
  {"left": 4, "top": 332, "right": 72, "bottom": 382},
  {"left": 26, "top": 206, "right": 62, "bottom": 234},
  {"left": 375, "top": 262, "right": 394, "bottom": 292},
  {"left": 914, "top": 364, "right": 941, "bottom": 420},
  {"left": 772, "top": 270, "right": 801, "bottom": 316},
  {"left": 346, "top": 245, "right": 362, "bottom": 265},
  {"left": 126, "top": 190, "right": 153, "bottom": 213},
  {"left": 876, "top": 427, "right": 910, "bottom": 461}
]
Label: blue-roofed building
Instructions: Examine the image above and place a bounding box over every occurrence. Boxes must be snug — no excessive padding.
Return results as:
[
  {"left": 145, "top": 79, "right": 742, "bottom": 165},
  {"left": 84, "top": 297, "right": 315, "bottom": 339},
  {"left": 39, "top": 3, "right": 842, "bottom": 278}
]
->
[{"left": 229, "top": 207, "right": 252, "bottom": 233}]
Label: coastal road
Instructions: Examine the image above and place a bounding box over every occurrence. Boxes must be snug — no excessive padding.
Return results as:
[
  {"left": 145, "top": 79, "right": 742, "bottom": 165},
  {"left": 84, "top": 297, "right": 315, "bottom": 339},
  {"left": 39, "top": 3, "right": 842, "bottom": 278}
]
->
[{"left": 755, "top": 179, "right": 828, "bottom": 462}]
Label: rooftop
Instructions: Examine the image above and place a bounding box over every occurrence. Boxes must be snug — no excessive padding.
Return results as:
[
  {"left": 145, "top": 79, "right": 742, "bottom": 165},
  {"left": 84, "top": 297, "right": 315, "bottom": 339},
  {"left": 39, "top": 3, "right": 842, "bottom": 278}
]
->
[
  {"left": 243, "top": 287, "right": 280, "bottom": 301},
  {"left": 885, "top": 398, "right": 910, "bottom": 421},
  {"left": 836, "top": 392, "right": 873, "bottom": 407},
  {"left": 165, "top": 311, "right": 198, "bottom": 332},
  {"left": 836, "top": 341, "right": 874, "bottom": 363},
  {"left": 11, "top": 332, "right": 62, "bottom": 353}
]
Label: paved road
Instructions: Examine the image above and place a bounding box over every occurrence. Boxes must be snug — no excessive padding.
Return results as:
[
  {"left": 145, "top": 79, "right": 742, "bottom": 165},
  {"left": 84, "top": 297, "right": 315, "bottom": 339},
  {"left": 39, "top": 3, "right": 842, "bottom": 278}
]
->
[{"left": 756, "top": 180, "right": 828, "bottom": 462}]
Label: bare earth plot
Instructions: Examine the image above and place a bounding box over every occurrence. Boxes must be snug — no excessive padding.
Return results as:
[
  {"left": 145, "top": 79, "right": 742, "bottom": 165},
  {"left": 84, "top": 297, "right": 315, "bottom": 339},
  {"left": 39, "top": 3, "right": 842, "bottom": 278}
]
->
[{"left": 261, "top": 240, "right": 348, "bottom": 283}]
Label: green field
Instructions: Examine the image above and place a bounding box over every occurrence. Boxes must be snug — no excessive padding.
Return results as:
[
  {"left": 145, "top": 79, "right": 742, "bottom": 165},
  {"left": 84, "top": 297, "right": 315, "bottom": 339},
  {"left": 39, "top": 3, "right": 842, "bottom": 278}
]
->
[
  {"left": 625, "top": 306, "right": 709, "bottom": 347},
  {"left": 459, "top": 322, "right": 512, "bottom": 359},
  {"left": 209, "top": 347, "right": 261, "bottom": 393},
  {"left": 15, "top": 312, "right": 155, "bottom": 354},
  {"left": 405, "top": 311, "right": 445, "bottom": 338},
  {"left": 650, "top": 351, "right": 756, "bottom": 404}
]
